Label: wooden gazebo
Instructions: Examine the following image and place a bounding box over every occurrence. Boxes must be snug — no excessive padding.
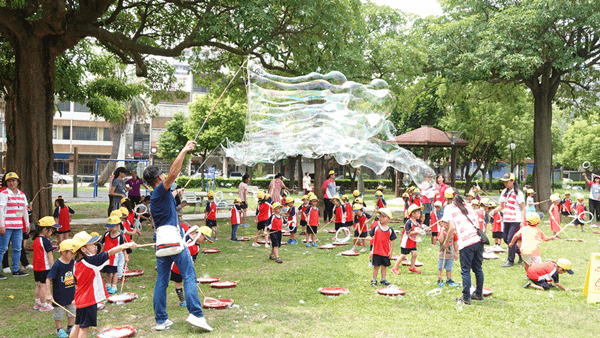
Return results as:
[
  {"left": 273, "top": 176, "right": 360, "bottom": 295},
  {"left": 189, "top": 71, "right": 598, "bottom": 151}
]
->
[{"left": 388, "top": 125, "right": 468, "bottom": 196}]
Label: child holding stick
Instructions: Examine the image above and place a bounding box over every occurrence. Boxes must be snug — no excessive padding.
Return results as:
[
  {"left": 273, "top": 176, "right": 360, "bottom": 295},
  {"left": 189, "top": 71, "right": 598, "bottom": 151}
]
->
[
  {"left": 343, "top": 195, "right": 353, "bottom": 229},
  {"left": 304, "top": 194, "right": 320, "bottom": 247},
  {"left": 509, "top": 213, "right": 556, "bottom": 271},
  {"left": 392, "top": 204, "right": 424, "bottom": 275},
  {"left": 351, "top": 204, "right": 371, "bottom": 253},
  {"left": 430, "top": 201, "right": 442, "bottom": 246},
  {"left": 368, "top": 208, "right": 396, "bottom": 286},
  {"left": 437, "top": 220, "right": 459, "bottom": 287},
  {"left": 299, "top": 195, "right": 309, "bottom": 236},
  {"left": 46, "top": 239, "right": 77, "bottom": 338},
  {"left": 33, "top": 216, "right": 60, "bottom": 312},
  {"left": 284, "top": 197, "right": 298, "bottom": 245},
  {"left": 332, "top": 194, "right": 345, "bottom": 231},
  {"left": 100, "top": 216, "right": 124, "bottom": 295},
  {"left": 573, "top": 193, "right": 587, "bottom": 232},
  {"left": 549, "top": 194, "right": 562, "bottom": 237},
  {"left": 53, "top": 196, "right": 74, "bottom": 245},
  {"left": 561, "top": 192, "right": 573, "bottom": 224},
  {"left": 70, "top": 231, "right": 136, "bottom": 338},
  {"left": 253, "top": 192, "right": 271, "bottom": 248}
]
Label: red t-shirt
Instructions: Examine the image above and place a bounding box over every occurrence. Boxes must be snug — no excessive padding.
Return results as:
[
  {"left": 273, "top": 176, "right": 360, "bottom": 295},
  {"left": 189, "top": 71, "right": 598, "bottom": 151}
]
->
[
  {"left": 122, "top": 220, "right": 133, "bottom": 242},
  {"left": 369, "top": 225, "right": 397, "bottom": 256},
  {"left": 57, "top": 206, "right": 71, "bottom": 232},
  {"left": 231, "top": 205, "right": 241, "bottom": 225},
  {"left": 205, "top": 201, "right": 217, "bottom": 220},
  {"left": 527, "top": 261, "right": 557, "bottom": 282},
  {"left": 334, "top": 205, "right": 344, "bottom": 223},
  {"left": 270, "top": 214, "right": 283, "bottom": 231},
  {"left": 300, "top": 204, "right": 309, "bottom": 221},
  {"left": 400, "top": 219, "right": 419, "bottom": 249},
  {"left": 430, "top": 210, "right": 439, "bottom": 233},
  {"left": 102, "top": 232, "right": 123, "bottom": 266},
  {"left": 33, "top": 236, "right": 53, "bottom": 271},
  {"left": 354, "top": 213, "right": 372, "bottom": 233},
  {"left": 257, "top": 202, "right": 272, "bottom": 222},
  {"left": 73, "top": 252, "right": 110, "bottom": 308},
  {"left": 492, "top": 212, "right": 503, "bottom": 233},
  {"left": 305, "top": 207, "right": 320, "bottom": 226},
  {"left": 345, "top": 203, "right": 353, "bottom": 222}
]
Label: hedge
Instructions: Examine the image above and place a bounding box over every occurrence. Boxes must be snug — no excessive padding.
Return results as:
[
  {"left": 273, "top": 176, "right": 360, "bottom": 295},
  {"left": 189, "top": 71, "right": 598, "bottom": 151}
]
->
[{"left": 176, "top": 177, "right": 393, "bottom": 191}]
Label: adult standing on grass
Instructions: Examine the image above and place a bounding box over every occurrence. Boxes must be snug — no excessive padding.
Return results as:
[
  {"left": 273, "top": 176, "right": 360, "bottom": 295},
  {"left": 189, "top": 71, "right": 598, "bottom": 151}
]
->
[
  {"left": 108, "top": 167, "right": 128, "bottom": 216},
  {"left": 125, "top": 170, "right": 148, "bottom": 205},
  {"left": 0, "top": 172, "right": 30, "bottom": 279},
  {"left": 303, "top": 172, "right": 312, "bottom": 195},
  {"left": 582, "top": 173, "right": 600, "bottom": 227},
  {"left": 442, "top": 188, "right": 484, "bottom": 305},
  {"left": 238, "top": 173, "right": 250, "bottom": 227},
  {"left": 268, "top": 173, "right": 289, "bottom": 204},
  {"left": 490, "top": 173, "right": 526, "bottom": 267},
  {"left": 434, "top": 174, "right": 448, "bottom": 205},
  {"left": 322, "top": 170, "right": 336, "bottom": 222},
  {"left": 143, "top": 140, "right": 212, "bottom": 332}
]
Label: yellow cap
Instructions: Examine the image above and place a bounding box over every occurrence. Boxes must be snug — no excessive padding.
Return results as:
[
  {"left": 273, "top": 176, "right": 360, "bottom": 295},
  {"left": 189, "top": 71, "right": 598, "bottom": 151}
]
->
[
  {"left": 119, "top": 207, "right": 129, "bottom": 216},
  {"left": 480, "top": 198, "right": 490, "bottom": 206},
  {"left": 526, "top": 189, "right": 535, "bottom": 194},
  {"left": 271, "top": 202, "right": 282, "bottom": 210},
  {"left": 59, "top": 239, "right": 77, "bottom": 253},
  {"left": 352, "top": 203, "right": 363, "bottom": 212},
  {"left": 4, "top": 172, "right": 19, "bottom": 180},
  {"left": 234, "top": 197, "right": 242, "bottom": 203},
  {"left": 265, "top": 194, "right": 270, "bottom": 200},
  {"left": 310, "top": 195, "right": 318, "bottom": 201},
  {"left": 120, "top": 197, "right": 129, "bottom": 204},
  {"left": 526, "top": 213, "right": 540, "bottom": 226},
  {"left": 407, "top": 204, "right": 424, "bottom": 216},
  {"left": 471, "top": 199, "right": 480, "bottom": 205},
  {"left": 402, "top": 192, "right": 409, "bottom": 198},
  {"left": 556, "top": 258, "right": 574, "bottom": 274},
  {"left": 434, "top": 201, "right": 443, "bottom": 207},
  {"left": 328, "top": 170, "right": 335, "bottom": 175},
  {"left": 467, "top": 191, "right": 475, "bottom": 198},
  {"left": 105, "top": 216, "right": 121, "bottom": 228},
  {"left": 257, "top": 191, "right": 266, "bottom": 200},
  {"left": 576, "top": 193, "right": 584, "bottom": 200},
  {"left": 352, "top": 190, "right": 360, "bottom": 197},
  {"left": 55, "top": 196, "right": 64, "bottom": 202},
  {"left": 375, "top": 191, "right": 383, "bottom": 196},
  {"left": 377, "top": 185, "right": 384, "bottom": 191},
  {"left": 444, "top": 190, "right": 455, "bottom": 199},
  {"left": 550, "top": 194, "right": 561, "bottom": 202},
  {"left": 355, "top": 197, "right": 363, "bottom": 204},
  {"left": 207, "top": 191, "right": 215, "bottom": 199},
  {"left": 332, "top": 194, "right": 341, "bottom": 201},
  {"left": 341, "top": 194, "right": 349, "bottom": 201},
  {"left": 285, "top": 196, "right": 294, "bottom": 204},
  {"left": 89, "top": 232, "right": 100, "bottom": 237},
  {"left": 499, "top": 173, "right": 516, "bottom": 181},
  {"left": 302, "top": 195, "right": 309, "bottom": 200},
  {"left": 376, "top": 208, "right": 393, "bottom": 219},
  {"left": 38, "top": 216, "right": 60, "bottom": 228},
  {"left": 72, "top": 231, "right": 101, "bottom": 251},
  {"left": 413, "top": 188, "right": 421, "bottom": 194},
  {"left": 198, "top": 226, "right": 214, "bottom": 244},
  {"left": 110, "top": 210, "right": 123, "bottom": 218}
]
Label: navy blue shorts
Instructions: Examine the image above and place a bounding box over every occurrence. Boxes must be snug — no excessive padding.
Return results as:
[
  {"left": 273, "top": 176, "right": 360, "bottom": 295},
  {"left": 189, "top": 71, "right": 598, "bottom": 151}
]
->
[
  {"left": 206, "top": 219, "right": 217, "bottom": 228},
  {"left": 335, "top": 222, "right": 344, "bottom": 230},
  {"left": 300, "top": 220, "right": 307, "bottom": 227},
  {"left": 257, "top": 220, "right": 268, "bottom": 231},
  {"left": 241, "top": 201, "right": 248, "bottom": 209},
  {"left": 306, "top": 225, "right": 318, "bottom": 234},
  {"left": 400, "top": 247, "right": 416, "bottom": 255},
  {"left": 101, "top": 265, "right": 117, "bottom": 274},
  {"left": 345, "top": 221, "right": 353, "bottom": 227},
  {"left": 492, "top": 231, "right": 503, "bottom": 239},
  {"left": 270, "top": 231, "right": 282, "bottom": 248},
  {"left": 372, "top": 254, "right": 390, "bottom": 267},
  {"left": 75, "top": 304, "right": 98, "bottom": 328},
  {"left": 289, "top": 223, "right": 297, "bottom": 233},
  {"left": 354, "top": 230, "right": 367, "bottom": 238}
]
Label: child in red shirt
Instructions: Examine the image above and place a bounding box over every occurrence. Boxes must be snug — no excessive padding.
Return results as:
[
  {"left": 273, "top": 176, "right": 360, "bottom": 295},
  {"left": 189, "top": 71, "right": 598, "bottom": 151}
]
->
[
  {"left": 343, "top": 195, "right": 353, "bottom": 228},
  {"left": 268, "top": 202, "right": 284, "bottom": 263},
  {"left": 332, "top": 194, "right": 345, "bottom": 231},
  {"left": 33, "top": 216, "right": 60, "bottom": 312},
  {"left": 351, "top": 204, "right": 371, "bottom": 253},
  {"left": 253, "top": 192, "right": 272, "bottom": 247},
  {"left": 548, "top": 194, "right": 562, "bottom": 236},
  {"left": 490, "top": 202, "right": 503, "bottom": 247},
  {"left": 53, "top": 196, "right": 74, "bottom": 245},
  {"left": 204, "top": 191, "right": 218, "bottom": 240},
  {"left": 303, "top": 194, "right": 320, "bottom": 247},
  {"left": 392, "top": 204, "right": 424, "bottom": 275},
  {"left": 230, "top": 198, "right": 242, "bottom": 241},
  {"left": 573, "top": 194, "right": 587, "bottom": 232},
  {"left": 368, "top": 208, "right": 396, "bottom": 286},
  {"left": 561, "top": 192, "right": 573, "bottom": 224},
  {"left": 437, "top": 220, "right": 459, "bottom": 287}
]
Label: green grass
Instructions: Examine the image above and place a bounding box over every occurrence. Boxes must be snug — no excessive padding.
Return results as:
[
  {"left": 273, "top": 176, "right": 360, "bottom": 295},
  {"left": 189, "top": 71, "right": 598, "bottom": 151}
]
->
[{"left": 2, "top": 213, "right": 600, "bottom": 338}]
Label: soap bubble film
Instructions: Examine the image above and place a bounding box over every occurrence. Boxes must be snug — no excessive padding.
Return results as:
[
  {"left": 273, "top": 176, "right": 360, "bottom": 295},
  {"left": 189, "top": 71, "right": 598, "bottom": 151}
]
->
[{"left": 224, "top": 60, "right": 435, "bottom": 189}]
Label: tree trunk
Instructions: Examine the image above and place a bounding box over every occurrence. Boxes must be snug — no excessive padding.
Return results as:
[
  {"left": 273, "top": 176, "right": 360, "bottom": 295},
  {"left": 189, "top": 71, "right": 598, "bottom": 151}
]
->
[
  {"left": 314, "top": 157, "right": 325, "bottom": 211},
  {"left": 6, "top": 37, "right": 56, "bottom": 221},
  {"left": 532, "top": 90, "right": 553, "bottom": 211},
  {"left": 287, "top": 156, "right": 296, "bottom": 191},
  {"left": 357, "top": 166, "right": 365, "bottom": 194}
]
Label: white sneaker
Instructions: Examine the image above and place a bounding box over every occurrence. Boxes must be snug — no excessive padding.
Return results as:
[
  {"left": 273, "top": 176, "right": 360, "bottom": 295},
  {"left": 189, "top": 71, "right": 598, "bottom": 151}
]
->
[
  {"left": 264, "top": 243, "right": 270, "bottom": 248},
  {"left": 152, "top": 319, "right": 173, "bottom": 331},
  {"left": 25, "top": 265, "right": 33, "bottom": 270},
  {"left": 2, "top": 267, "right": 10, "bottom": 274},
  {"left": 185, "top": 314, "right": 213, "bottom": 332},
  {"left": 252, "top": 242, "right": 260, "bottom": 247},
  {"left": 359, "top": 248, "right": 368, "bottom": 253}
]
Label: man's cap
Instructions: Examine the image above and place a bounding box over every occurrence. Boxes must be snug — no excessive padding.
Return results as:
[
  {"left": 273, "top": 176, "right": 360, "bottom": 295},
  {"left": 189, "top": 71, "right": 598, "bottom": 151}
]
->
[
  {"left": 526, "top": 213, "right": 540, "bottom": 226},
  {"left": 557, "top": 258, "right": 574, "bottom": 275},
  {"left": 198, "top": 226, "right": 214, "bottom": 244},
  {"left": 143, "top": 165, "right": 162, "bottom": 183},
  {"left": 4, "top": 172, "right": 19, "bottom": 180},
  {"left": 376, "top": 208, "right": 393, "bottom": 219},
  {"left": 38, "top": 216, "right": 60, "bottom": 229},
  {"left": 59, "top": 239, "right": 77, "bottom": 253},
  {"left": 55, "top": 196, "right": 64, "bottom": 202},
  {"left": 105, "top": 216, "right": 121, "bottom": 228},
  {"left": 407, "top": 204, "right": 424, "bottom": 215},
  {"left": 119, "top": 207, "right": 129, "bottom": 216},
  {"left": 500, "top": 173, "right": 516, "bottom": 181},
  {"left": 271, "top": 202, "right": 282, "bottom": 210},
  {"left": 72, "top": 231, "right": 101, "bottom": 251}
]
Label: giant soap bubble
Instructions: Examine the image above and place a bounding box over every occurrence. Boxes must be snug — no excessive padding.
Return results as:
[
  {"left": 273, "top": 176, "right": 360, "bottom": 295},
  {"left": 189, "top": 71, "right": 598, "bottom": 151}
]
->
[{"left": 224, "top": 61, "right": 435, "bottom": 190}]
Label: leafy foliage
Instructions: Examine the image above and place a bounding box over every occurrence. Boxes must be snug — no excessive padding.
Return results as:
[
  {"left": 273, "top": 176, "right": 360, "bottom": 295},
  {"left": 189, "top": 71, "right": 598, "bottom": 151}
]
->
[{"left": 158, "top": 112, "right": 190, "bottom": 162}]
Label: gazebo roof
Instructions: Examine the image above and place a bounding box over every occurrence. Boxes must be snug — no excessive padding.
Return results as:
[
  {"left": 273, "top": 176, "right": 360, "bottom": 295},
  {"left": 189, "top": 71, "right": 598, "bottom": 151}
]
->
[{"left": 389, "top": 125, "right": 469, "bottom": 147}]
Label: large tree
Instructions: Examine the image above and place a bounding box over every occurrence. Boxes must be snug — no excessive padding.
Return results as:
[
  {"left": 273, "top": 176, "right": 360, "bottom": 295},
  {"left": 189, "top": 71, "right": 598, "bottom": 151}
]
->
[
  {"left": 424, "top": 0, "right": 600, "bottom": 204},
  {"left": 0, "top": 0, "right": 359, "bottom": 218}
]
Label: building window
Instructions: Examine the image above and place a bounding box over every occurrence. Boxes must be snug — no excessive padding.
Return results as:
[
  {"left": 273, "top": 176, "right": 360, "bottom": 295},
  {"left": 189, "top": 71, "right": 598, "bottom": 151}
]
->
[
  {"left": 74, "top": 102, "right": 90, "bottom": 112},
  {"left": 52, "top": 126, "right": 57, "bottom": 139},
  {"left": 72, "top": 126, "right": 97, "bottom": 140},
  {"left": 57, "top": 101, "right": 71, "bottom": 112},
  {"left": 62, "top": 126, "right": 70, "bottom": 140},
  {"left": 103, "top": 128, "right": 111, "bottom": 141},
  {"left": 193, "top": 82, "right": 208, "bottom": 93}
]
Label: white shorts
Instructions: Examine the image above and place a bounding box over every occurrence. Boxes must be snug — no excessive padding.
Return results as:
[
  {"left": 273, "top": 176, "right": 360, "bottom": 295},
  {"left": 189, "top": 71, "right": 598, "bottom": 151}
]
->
[{"left": 522, "top": 255, "right": 542, "bottom": 266}]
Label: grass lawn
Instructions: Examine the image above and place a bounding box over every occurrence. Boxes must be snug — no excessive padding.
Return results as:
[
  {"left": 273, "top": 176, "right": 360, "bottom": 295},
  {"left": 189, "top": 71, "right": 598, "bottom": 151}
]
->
[{"left": 1, "top": 211, "right": 600, "bottom": 338}]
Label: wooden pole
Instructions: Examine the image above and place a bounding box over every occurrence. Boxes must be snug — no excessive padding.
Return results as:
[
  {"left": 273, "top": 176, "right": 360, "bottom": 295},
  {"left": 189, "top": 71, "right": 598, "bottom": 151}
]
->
[{"left": 73, "top": 147, "right": 78, "bottom": 198}]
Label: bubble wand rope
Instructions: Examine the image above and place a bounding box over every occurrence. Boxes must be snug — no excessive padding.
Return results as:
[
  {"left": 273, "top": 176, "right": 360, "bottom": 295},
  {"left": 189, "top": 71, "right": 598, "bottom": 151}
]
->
[
  {"left": 30, "top": 183, "right": 53, "bottom": 204},
  {"left": 192, "top": 60, "right": 247, "bottom": 143},
  {"left": 182, "top": 140, "right": 225, "bottom": 189}
]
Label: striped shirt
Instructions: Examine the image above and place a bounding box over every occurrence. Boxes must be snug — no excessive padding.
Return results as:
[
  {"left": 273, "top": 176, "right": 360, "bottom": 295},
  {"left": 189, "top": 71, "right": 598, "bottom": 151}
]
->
[
  {"left": 499, "top": 188, "right": 524, "bottom": 222},
  {"left": 0, "top": 189, "right": 28, "bottom": 229}
]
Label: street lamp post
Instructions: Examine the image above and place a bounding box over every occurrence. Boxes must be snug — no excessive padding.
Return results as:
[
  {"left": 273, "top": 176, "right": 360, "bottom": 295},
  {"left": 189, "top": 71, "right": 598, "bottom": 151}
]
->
[
  {"left": 445, "top": 130, "right": 463, "bottom": 188},
  {"left": 509, "top": 140, "right": 516, "bottom": 174},
  {"left": 150, "top": 146, "right": 157, "bottom": 166}
]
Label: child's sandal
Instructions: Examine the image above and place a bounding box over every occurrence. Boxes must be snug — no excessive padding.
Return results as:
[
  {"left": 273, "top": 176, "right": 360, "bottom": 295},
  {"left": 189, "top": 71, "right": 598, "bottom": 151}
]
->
[{"left": 276, "top": 258, "right": 283, "bottom": 263}]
